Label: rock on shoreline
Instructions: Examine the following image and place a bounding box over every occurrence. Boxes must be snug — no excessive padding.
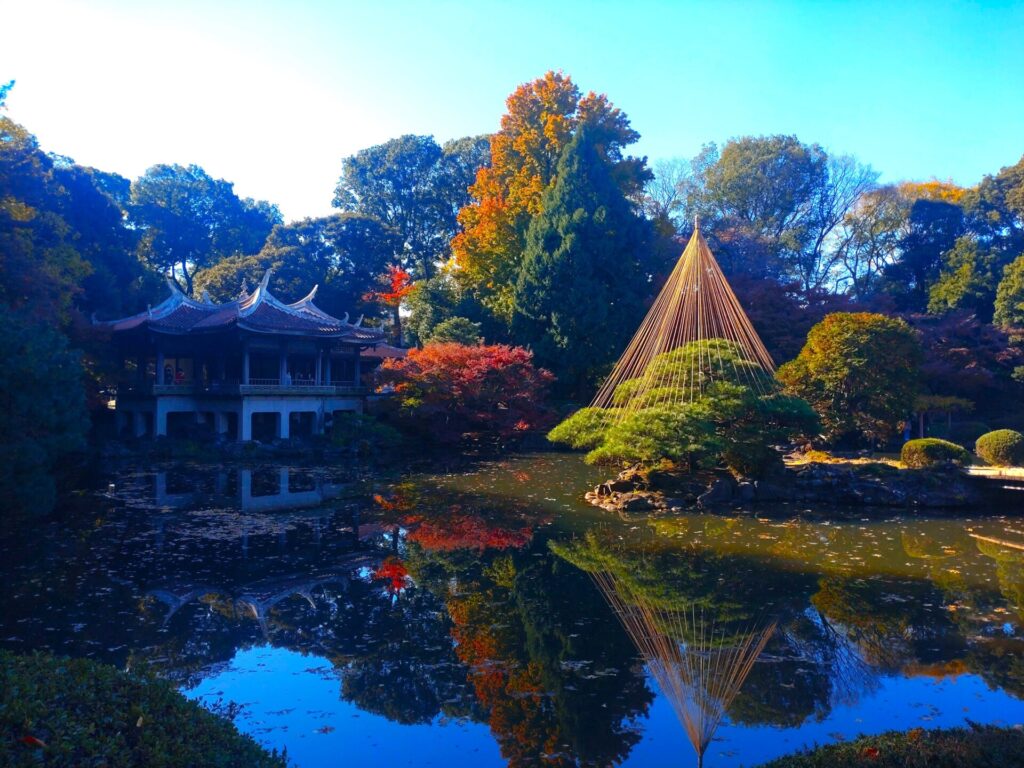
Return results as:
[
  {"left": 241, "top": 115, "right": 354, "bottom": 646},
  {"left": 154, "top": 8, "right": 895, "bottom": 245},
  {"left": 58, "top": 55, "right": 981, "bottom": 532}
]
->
[{"left": 585, "top": 461, "right": 981, "bottom": 513}]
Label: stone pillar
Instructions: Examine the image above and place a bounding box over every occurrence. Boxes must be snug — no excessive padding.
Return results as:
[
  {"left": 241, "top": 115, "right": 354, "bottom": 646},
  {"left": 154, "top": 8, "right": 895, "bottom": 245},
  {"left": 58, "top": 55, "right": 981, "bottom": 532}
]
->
[
  {"left": 240, "top": 403, "right": 253, "bottom": 441},
  {"left": 314, "top": 404, "right": 325, "bottom": 436},
  {"left": 155, "top": 401, "right": 168, "bottom": 437},
  {"left": 242, "top": 346, "right": 250, "bottom": 385},
  {"left": 215, "top": 411, "right": 229, "bottom": 435},
  {"left": 278, "top": 410, "right": 290, "bottom": 440}
]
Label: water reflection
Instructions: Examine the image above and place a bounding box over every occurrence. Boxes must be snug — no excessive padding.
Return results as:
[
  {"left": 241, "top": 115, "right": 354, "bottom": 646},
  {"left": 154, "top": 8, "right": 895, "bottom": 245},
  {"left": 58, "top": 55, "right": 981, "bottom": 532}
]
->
[{"left": 1, "top": 455, "right": 1024, "bottom": 767}]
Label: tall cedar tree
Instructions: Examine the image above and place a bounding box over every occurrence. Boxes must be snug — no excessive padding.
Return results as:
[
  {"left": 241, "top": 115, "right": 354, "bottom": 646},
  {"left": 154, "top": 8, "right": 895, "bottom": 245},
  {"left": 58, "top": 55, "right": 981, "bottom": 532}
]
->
[
  {"left": 513, "top": 126, "right": 654, "bottom": 396},
  {"left": 452, "top": 71, "right": 649, "bottom": 324}
]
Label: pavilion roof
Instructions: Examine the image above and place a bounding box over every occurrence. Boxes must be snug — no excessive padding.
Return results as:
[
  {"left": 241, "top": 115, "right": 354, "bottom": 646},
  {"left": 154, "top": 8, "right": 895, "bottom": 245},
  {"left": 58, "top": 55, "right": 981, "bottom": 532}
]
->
[{"left": 96, "top": 270, "right": 384, "bottom": 343}]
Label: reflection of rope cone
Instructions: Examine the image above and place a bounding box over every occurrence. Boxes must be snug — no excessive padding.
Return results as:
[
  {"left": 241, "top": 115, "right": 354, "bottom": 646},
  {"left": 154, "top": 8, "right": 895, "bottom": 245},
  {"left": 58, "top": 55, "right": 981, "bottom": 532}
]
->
[
  {"left": 590, "top": 226, "right": 775, "bottom": 421},
  {"left": 592, "top": 570, "right": 775, "bottom": 768}
]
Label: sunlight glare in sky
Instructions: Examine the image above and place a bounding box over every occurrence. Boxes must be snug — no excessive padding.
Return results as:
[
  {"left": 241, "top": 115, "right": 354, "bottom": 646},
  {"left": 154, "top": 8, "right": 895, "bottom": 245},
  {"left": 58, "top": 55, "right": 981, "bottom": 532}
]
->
[{"left": 3, "top": 0, "right": 1022, "bottom": 221}]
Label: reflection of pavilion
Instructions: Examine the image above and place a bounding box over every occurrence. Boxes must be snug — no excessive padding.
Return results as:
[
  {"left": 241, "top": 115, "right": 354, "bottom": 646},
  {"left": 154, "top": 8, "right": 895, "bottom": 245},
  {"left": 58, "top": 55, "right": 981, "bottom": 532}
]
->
[
  {"left": 147, "top": 550, "right": 380, "bottom": 636},
  {"left": 153, "top": 466, "right": 350, "bottom": 513}
]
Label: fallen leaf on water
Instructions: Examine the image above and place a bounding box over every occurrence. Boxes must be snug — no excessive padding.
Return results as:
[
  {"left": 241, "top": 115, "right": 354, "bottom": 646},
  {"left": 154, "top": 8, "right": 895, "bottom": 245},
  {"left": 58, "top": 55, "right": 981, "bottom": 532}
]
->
[{"left": 20, "top": 735, "right": 46, "bottom": 749}]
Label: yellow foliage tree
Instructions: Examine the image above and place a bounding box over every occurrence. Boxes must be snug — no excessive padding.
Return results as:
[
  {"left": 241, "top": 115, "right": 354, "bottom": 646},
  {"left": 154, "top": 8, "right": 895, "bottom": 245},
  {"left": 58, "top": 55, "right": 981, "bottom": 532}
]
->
[{"left": 451, "top": 71, "right": 648, "bottom": 324}]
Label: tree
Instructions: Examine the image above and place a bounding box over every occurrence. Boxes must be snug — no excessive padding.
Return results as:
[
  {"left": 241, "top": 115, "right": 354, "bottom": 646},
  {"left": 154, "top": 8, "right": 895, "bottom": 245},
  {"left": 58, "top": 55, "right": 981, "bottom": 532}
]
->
[
  {"left": 881, "top": 183, "right": 966, "bottom": 311},
  {"left": 0, "top": 306, "right": 89, "bottom": 519},
  {"left": 961, "top": 155, "right": 1024, "bottom": 257},
  {"left": 130, "top": 164, "right": 281, "bottom": 294},
  {"left": 452, "top": 71, "right": 650, "bottom": 323},
  {"left": 0, "top": 79, "right": 13, "bottom": 109},
  {"left": 193, "top": 212, "right": 400, "bottom": 320},
  {"left": 333, "top": 134, "right": 490, "bottom": 279},
  {"left": 927, "top": 236, "right": 1000, "bottom": 320},
  {"left": 549, "top": 340, "right": 818, "bottom": 476},
  {"left": 364, "top": 265, "right": 414, "bottom": 344},
  {"left": 685, "top": 135, "right": 877, "bottom": 289},
  {"left": 832, "top": 184, "right": 909, "bottom": 300},
  {"left": 404, "top": 270, "right": 492, "bottom": 346},
  {"left": 376, "top": 343, "right": 554, "bottom": 443},
  {"left": 512, "top": 125, "right": 655, "bottom": 395},
  {"left": 994, "top": 254, "right": 1024, "bottom": 330},
  {"left": 777, "top": 312, "right": 922, "bottom": 445},
  {"left": 0, "top": 117, "right": 92, "bottom": 322},
  {"left": 426, "top": 317, "right": 482, "bottom": 345}
]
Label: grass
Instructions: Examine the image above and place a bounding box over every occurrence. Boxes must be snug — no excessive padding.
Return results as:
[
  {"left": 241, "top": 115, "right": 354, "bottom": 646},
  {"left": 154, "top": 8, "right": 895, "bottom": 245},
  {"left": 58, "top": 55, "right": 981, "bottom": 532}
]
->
[
  {"left": 0, "top": 651, "right": 286, "bottom": 767},
  {"left": 757, "top": 724, "right": 1024, "bottom": 767}
]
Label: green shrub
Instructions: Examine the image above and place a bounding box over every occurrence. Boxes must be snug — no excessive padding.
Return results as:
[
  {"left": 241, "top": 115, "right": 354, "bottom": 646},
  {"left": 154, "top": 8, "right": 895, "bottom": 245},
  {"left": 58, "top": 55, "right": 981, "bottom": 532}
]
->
[
  {"left": 901, "top": 438, "right": 971, "bottom": 468},
  {"left": 976, "top": 429, "right": 1024, "bottom": 467},
  {"left": 0, "top": 651, "right": 285, "bottom": 767},
  {"left": 757, "top": 724, "right": 1024, "bottom": 767},
  {"left": 330, "top": 412, "right": 405, "bottom": 454},
  {"left": 425, "top": 316, "right": 482, "bottom": 345}
]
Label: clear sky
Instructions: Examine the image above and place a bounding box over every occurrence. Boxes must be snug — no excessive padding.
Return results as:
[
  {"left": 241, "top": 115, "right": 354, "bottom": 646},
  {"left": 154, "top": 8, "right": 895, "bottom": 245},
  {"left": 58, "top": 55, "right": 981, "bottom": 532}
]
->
[{"left": 2, "top": 0, "right": 1022, "bottom": 221}]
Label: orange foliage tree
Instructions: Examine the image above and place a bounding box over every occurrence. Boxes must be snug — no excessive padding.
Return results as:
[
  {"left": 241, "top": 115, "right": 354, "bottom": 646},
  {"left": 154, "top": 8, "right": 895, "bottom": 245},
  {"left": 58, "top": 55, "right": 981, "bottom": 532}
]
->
[
  {"left": 451, "top": 71, "right": 649, "bottom": 324},
  {"left": 377, "top": 342, "right": 554, "bottom": 442},
  {"left": 365, "top": 265, "right": 414, "bottom": 343}
]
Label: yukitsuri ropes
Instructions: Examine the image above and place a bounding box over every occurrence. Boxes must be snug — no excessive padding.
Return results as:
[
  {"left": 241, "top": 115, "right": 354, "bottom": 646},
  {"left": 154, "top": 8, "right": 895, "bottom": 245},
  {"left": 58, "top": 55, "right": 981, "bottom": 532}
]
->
[
  {"left": 590, "top": 223, "right": 775, "bottom": 419},
  {"left": 592, "top": 570, "right": 775, "bottom": 768}
]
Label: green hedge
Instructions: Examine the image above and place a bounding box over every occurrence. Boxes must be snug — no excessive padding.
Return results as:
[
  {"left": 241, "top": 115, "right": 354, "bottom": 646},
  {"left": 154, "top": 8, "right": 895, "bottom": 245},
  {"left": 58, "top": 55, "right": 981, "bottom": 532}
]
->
[
  {"left": 975, "top": 429, "right": 1024, "bottom": 467},
  {"left": 900, "top": 438, "right": 971, "bottom": 468},
  {"left": 758, "top": 724, "right": 1024, "bottom": 767},
  {"left": 0, "top": 651, "right": 285, "bottom": 767}
]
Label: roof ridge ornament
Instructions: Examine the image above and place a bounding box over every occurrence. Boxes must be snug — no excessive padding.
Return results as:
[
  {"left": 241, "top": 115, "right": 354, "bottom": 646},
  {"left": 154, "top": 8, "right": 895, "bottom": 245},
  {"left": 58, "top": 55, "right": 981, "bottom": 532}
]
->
[
  {"left": 201, "top": 289, "right": 213, "bottom": 305},
  {"left": 259, "top": 268, "right": 273, "bottom": 293},
  {"left": 239, "top": 277, "right": 250, "bottom": 299}
]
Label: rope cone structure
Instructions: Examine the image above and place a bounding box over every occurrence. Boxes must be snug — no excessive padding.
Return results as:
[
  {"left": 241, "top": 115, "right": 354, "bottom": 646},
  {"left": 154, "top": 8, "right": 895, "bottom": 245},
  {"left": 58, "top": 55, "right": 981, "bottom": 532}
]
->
[
  {"left": 590, "top": 223, "right": 775, "bottom": 419},
  {"left": 592, "top": 570, "right": 776, "bottom": 768}
]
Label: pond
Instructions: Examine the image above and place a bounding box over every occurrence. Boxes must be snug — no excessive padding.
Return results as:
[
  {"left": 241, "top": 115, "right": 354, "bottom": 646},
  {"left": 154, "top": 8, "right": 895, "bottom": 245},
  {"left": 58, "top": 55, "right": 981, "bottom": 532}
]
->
[{"left": 2, "top": 453, "right": 1023, "bottom": 767}]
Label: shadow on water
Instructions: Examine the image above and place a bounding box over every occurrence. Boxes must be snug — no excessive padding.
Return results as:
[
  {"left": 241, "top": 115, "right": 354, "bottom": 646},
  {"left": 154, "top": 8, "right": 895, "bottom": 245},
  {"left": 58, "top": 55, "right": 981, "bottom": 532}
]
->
[{"left": 1, "top": 453, "right": 1024, "bottom": 766}]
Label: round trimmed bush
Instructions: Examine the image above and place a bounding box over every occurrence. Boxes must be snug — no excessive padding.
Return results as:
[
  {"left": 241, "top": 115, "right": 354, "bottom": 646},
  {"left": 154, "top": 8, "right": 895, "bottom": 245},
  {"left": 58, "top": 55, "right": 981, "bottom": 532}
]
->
[
  {"left": 0, "top": 651, "right": 285, "bottom": 767},
  {"left": 975, "top": 429, "right": 1024, "bottom": 467},
  {"left": 901, "top": 438, "right": 971, "bottom": 468}
]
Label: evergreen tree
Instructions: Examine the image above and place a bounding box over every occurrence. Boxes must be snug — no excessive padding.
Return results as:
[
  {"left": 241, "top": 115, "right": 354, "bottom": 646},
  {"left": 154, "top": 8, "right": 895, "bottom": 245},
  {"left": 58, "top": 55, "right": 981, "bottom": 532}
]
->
[
  {"left": 512, "top": 125, "right": 654, "bottom": 396},
  {"left": 994, "top": 254, "right": 1024, "bottom": 330}
]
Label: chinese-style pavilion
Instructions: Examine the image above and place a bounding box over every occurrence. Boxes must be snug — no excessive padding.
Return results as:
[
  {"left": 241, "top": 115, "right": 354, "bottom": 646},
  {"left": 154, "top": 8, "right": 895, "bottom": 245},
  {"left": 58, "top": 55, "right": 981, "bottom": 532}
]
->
[{"left": 98, "top": 270, "right": 388, "bottom": 440}]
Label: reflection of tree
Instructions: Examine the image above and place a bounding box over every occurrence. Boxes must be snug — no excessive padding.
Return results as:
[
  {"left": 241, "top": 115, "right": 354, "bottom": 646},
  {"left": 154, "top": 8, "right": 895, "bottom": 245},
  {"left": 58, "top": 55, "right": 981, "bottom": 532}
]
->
[
  {"left": 414, "top": 538, "right": 651, "bottom": 767},
  {"left": 811, "top": 576, "right": 964, "bottom": 670},
  {"left": 553, "top": 530, "right": 890, "bottom": 729},
  {"left": 590, "top": 567, "right": 774, "bottom": 768}
]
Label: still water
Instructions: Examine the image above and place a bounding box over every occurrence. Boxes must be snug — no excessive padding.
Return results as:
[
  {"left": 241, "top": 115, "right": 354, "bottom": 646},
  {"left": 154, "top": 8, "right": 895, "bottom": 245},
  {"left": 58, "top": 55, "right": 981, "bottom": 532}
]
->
[{"left": 2, "top": 453, "right": 1023, "bottom": 767}]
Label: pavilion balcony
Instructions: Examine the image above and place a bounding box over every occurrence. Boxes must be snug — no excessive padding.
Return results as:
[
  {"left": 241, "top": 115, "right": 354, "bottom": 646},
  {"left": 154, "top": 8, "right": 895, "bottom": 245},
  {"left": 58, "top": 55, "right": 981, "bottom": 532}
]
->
[{"left": 116, "top": 380, "right": 371, "bottom": 399}]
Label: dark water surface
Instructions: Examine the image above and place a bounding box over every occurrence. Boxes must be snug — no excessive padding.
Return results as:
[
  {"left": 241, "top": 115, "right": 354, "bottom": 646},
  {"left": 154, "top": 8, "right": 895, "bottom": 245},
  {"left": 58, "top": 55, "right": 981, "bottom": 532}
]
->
[{"left": 2, "top": 453, "right": 1024, "bottom": 767}]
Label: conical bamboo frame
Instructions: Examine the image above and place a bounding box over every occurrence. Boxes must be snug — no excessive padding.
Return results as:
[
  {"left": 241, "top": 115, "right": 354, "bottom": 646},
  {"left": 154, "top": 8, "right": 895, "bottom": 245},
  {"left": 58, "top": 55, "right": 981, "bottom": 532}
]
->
[
  {"left": 591, "top": 226, "right": 775, "bottom": 418},
  {"left": 591, "top": 570, "right": 775, "bottom": 768}
]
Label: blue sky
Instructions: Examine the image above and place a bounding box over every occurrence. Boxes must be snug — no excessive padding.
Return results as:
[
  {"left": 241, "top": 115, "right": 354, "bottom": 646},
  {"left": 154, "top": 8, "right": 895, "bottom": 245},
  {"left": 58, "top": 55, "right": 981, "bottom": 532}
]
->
[{"left": 2, "top": 0, "right": 1022, "bottom": 220}]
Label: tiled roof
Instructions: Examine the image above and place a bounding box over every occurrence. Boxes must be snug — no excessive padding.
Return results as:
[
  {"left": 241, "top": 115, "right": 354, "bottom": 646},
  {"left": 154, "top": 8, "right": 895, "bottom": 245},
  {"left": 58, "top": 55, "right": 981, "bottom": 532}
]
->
[{"left": 98, "top": 272, "right": 385, "bottom": 343}]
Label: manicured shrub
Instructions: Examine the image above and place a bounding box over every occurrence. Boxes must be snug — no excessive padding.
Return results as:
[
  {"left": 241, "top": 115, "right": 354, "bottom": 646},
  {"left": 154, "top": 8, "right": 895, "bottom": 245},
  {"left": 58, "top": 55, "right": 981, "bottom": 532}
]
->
[
  {"left": 548, "top": 340, "right": 818, "bottom": 477},
  {"left": 975, "top": 429, "right": 1024, "bottom": 467},
  {"left": 757, "top": 724, "right": 1024, "bottom": 767},
  {"left": 900, "top": 438, "right": 971, "bottom": 468},
  {"left": 0, "top": 651, "right": 285, "bottom": 767}
]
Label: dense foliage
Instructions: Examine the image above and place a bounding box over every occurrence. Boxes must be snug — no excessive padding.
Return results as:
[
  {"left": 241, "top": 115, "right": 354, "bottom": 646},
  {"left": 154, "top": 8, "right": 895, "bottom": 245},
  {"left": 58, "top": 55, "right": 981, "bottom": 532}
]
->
[
  {"left": 548, "top": 340, "right": 818, "bottom": 476},
  {"left": 975, "top": 429, "right": 1024, "bottom": 467},
  {"left": 376, "top": 343, "right": 554, "bottom": 443},
  {"left": 900, "top": 438, "right": 971, "bottom": 468},
  {"left": 0, "top": 651, "right": 285, "bottom": 767},
  {"left": 513, "top": 125, "right": 656, "bottom": 393},
  {"left": 452, "top": 71, "right": 652, "bottom": 324},
  {"left": 0, "top": 307, "right": 89, "bottom": 519},
  {"left": 778, "top": 313, "right": 921, "bottom": 445},
  {"left": 757, "top": 725, "right": 1024, "bottom": 768}
]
